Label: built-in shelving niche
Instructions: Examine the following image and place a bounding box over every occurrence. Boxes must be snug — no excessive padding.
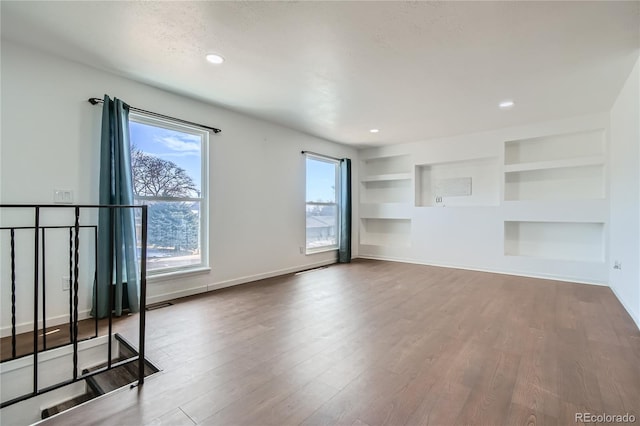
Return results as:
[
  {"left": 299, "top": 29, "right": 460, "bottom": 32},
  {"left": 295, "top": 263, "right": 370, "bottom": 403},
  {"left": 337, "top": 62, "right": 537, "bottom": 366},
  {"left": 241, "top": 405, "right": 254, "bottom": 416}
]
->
[
  {"left": 504, "top": 221, "right": 605, "bottom": 262},
  {"left": 360, "top": 155, "right": 412, "bottom": 204},
  {"left": 415, "top": 157, "right": 499, "bottom": 207},
  {"left": 505, "top": 165, "right": 604, "bottom": 201},
  {"left": 504, "top": 129, "right": 605, "bottom": 201},
  {"left": 362, "top": 154, "right": 411, "bottom": 177},
  {"left": 360, "top": 155, "right": 413, "bottom": 248},
  {"left": 361, "top": 179, "right": 412, "bottom": 204},
  {"left": 360, "top": 218, "right": 411, "bottom": 247}
]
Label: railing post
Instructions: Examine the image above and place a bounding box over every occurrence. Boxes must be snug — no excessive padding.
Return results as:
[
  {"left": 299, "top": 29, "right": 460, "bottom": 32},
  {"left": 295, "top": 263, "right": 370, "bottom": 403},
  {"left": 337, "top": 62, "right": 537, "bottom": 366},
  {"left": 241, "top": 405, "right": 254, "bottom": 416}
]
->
[
  {"left": 68, "top": 227, "right": 73, "bottom": 344},
  {"left": 41, "top": 228, "right": 47, "bottom": 350},
  {"left": 138, "top": 205, "right": 148, "bottom": 385},
  {"left": 33, "top": 207, "right": 40, "bottom": 395},
  {"left": 10, "top": 228, "right": 17, "bottom": 359},
  {"left": 72, "top": 207, "right": 80, "bottom": 380},
  {"left": 107, "top": 207, "right": 114, "bottom": 369},
  {"left": 94, "top": 225, "right": 99, "bottom": 338}
]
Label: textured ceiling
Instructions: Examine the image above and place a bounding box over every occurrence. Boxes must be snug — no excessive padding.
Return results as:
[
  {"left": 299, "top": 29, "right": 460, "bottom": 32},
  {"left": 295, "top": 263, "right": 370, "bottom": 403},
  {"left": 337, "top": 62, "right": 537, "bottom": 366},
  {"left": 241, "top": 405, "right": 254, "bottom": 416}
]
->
[{"left": 1, "top": 1, "right": 639, "bottom": 147}]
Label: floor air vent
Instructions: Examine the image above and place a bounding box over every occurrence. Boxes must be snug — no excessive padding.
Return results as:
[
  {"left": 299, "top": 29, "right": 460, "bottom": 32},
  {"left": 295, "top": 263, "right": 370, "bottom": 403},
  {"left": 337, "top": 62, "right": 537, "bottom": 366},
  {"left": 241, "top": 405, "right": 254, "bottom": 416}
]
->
[{"left": 146, "top": 302, "right": 174, "bottom": 311}]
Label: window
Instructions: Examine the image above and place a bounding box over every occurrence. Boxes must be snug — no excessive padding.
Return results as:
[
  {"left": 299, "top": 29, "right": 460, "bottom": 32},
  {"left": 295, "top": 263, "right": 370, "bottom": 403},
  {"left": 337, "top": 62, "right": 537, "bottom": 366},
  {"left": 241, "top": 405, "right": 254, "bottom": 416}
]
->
[
  {"left": 129, "top": 113, "right": 208, "bottom": 274},
  {"left": 305, "top": 155, "right": 340, "bottom": 253}
]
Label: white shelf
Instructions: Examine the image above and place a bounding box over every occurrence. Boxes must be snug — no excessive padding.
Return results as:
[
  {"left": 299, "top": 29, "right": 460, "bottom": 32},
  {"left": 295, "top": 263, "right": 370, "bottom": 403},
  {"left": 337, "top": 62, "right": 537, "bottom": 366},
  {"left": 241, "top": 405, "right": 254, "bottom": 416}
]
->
[
  {"left": 361, "top": 173, "right": 412, "bottom": 182},
  {"left": 504, "top": 155, "right": 605, "bottom": 173}
]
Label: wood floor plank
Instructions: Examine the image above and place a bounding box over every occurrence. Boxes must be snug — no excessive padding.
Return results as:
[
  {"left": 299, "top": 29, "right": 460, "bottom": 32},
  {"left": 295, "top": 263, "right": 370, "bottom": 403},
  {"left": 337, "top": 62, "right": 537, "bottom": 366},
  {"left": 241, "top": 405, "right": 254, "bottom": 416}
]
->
[
  {"left": 405, "top": 380, "right": 472, "bottom": 426},
  {"left": 145, "top": 408, "right": 196, "bottom": 426},
  {"left": 504, "top": 401, "right": 558, "bottom": 426},
  {"left": 454, "top": 349, "right": 522, "bottom": 425}
]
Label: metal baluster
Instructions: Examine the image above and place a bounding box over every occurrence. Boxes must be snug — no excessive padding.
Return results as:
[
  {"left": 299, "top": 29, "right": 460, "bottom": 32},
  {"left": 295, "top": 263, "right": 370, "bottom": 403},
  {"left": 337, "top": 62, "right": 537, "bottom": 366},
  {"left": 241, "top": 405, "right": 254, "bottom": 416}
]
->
[
  {"left": 41, "top": 228, "right": 47, "bottom": 350},
  {"left": 138, "top": 205, "right": 148, "bottom": 385},
  {"left": 68, "top": 227, "right": 73, "bottom": 344},
  {"left": 10, "top": 228, "right": 17, "bottom": 359},
  {"left": 72, "top": 207, "right": 80, "bottom": 380},
  {"left": 94, "top": 226, "right": 99, "bottom": 338},
  {"left": 33, "top": 207, "right": 40, "bottom": 395},
  {"left": 107, "top": 207, "right": 114, "bottom": 369}
]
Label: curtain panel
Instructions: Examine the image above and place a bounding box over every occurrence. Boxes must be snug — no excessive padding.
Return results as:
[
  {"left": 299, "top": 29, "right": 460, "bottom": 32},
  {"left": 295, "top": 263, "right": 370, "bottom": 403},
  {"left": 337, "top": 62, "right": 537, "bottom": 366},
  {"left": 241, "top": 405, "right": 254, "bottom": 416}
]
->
[
  {"left": 338, "top": 158, "right": 352, "bottom": 263},
  {"left": 93, "top": 95, "right": 140, "bottom": 318}
]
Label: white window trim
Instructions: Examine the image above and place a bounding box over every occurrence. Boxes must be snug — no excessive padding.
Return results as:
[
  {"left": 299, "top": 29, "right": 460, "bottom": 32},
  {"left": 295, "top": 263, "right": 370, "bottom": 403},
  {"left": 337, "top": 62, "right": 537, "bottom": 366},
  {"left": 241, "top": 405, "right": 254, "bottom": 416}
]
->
[
  {"left": 129, "top": 112, "right": 210, "bottom": 276},
  {"left": 304, "top": 153, "right": 341, "bottom": 255}
]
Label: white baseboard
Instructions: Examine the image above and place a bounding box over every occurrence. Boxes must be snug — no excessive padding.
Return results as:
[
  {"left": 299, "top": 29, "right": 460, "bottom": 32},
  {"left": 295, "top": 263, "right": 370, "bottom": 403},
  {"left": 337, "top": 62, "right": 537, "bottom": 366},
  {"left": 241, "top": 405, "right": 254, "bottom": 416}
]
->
[
  {"left": 144, "top": 259, "right": 337, "bottom": 305},
  {"left": 609, "top": 285, "right": 640, "bottom": 331},
  {"left": 1, "top": 309, "right": 92, "bottom": 339},
  {"left": 355, "top": 255, "right": 608, "bottom": 287},
  {"left": 146, "top": 285, "right": 209, "bottom": 306}
]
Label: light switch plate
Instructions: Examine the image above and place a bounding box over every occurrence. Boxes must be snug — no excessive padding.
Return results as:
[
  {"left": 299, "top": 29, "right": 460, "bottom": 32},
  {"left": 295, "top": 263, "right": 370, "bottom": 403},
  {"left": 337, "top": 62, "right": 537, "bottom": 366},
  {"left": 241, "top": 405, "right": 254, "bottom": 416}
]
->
[{"left": 53, "top": 189, "right": 73, "bottom": 204}]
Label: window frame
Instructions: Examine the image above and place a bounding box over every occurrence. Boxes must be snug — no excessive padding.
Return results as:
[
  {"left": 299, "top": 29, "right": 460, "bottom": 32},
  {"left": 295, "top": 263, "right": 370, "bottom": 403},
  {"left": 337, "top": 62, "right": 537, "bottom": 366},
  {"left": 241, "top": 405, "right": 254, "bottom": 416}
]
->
[
  {"left": 304, "top": 153, "right": 341, "bottom": 255},
  {"left": 129, "top": 112, "right": 210, "bottom": 275}
]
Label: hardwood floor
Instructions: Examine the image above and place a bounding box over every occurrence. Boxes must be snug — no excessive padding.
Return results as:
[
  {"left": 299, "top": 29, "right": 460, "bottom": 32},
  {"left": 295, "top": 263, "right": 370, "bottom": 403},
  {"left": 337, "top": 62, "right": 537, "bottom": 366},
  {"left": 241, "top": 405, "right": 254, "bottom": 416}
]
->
[{"left": 32, "top": 259, "right": 640, "bottom": 425}]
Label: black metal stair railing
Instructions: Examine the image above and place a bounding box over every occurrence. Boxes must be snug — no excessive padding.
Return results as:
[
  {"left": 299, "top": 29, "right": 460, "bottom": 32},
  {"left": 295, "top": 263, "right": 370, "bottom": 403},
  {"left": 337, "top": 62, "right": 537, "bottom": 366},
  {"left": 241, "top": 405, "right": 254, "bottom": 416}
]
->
[
  {"left": 4, "top": 223, "right": 99, "bottom": 359},
  {"left": 0, "top": 204, "right": 148, "bottom": 409}
]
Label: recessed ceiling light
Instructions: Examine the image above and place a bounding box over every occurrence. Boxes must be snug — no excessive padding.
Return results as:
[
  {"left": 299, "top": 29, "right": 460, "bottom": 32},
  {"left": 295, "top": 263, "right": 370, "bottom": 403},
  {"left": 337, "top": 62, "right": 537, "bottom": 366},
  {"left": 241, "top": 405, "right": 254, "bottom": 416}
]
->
[
  {"left": 369, "top": 129, "right": 380, "bottom": 133},
  {"left": 499, "top": 100, "right": 514, "bottom": 109},
  {"left": 205, "top": 53, "right": 225, "bottom": 64}
]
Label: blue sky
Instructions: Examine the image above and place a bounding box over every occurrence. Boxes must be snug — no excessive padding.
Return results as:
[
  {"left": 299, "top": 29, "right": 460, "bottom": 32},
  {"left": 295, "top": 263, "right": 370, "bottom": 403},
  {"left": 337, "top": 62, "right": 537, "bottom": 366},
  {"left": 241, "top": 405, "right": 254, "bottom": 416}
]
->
[
  {"left": 130, "top": 121, "right": 202, "bottom": 192},
  {"left": 306, "top": 157, "right": 336, "bottom": 202}
]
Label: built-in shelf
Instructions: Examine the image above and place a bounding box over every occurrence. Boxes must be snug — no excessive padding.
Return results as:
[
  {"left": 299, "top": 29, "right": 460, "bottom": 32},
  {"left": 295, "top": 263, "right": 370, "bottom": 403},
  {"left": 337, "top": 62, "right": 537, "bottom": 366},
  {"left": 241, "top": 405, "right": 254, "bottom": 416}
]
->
[
  {"left": 361, "top": 173, "right": 412, "bottom": 182},
  {"left": 360, "top": 218, "right": 411, "bottom": 247},
  {"left": 504, "top": 221, "right": 605, "bottom": 262},
  {"left": 503, "top": 155, "right": 605, "bottom": 173},
  {"left": 415, "top": 157, "right": 499, "bottom": 207},
  {"left": 502, "top": 128, "right": 608, "bottom": 274}
]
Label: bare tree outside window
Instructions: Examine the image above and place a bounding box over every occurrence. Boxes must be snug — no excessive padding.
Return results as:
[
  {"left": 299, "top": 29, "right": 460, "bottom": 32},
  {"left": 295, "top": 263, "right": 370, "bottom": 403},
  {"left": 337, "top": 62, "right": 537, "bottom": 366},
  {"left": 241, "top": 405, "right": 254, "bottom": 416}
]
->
[{"left": 131, "top": 145, "right": 197, "bottom": 197}]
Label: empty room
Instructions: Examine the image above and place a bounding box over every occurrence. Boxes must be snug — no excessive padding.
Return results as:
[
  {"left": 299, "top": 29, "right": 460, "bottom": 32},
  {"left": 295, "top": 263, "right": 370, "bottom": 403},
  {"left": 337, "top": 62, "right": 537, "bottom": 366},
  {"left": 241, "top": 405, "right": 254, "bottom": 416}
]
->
[{"left": 1, "top": 1, "right": 639, "bottom": 425}]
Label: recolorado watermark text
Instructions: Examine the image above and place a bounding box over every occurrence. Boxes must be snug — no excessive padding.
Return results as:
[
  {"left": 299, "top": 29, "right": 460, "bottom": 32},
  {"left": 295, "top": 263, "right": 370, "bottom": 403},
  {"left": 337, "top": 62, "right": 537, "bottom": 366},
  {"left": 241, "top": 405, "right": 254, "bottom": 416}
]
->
[{"left": 576, "top": 412, "right": 636, "bottom": 423}]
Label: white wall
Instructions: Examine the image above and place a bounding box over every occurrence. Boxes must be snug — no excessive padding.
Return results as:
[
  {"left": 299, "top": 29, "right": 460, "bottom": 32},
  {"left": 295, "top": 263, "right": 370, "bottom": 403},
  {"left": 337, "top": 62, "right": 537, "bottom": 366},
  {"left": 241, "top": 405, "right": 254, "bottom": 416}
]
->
[
  {"left": 609, "top": 57, "right": 640, "bottom": 329},
  {"left": 0, "top": 40, "right": 358, "bottom": 335}
]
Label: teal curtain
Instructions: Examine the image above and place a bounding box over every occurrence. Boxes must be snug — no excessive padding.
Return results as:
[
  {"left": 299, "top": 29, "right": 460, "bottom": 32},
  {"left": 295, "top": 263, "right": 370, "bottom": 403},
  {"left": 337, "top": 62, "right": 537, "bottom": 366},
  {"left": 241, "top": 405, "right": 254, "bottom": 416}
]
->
[
  {"left": 338, "top": 158, "right": 352, "bottom": 263},
  {"left": 93, "top": 95, "right": 139, "bottom": 318}
]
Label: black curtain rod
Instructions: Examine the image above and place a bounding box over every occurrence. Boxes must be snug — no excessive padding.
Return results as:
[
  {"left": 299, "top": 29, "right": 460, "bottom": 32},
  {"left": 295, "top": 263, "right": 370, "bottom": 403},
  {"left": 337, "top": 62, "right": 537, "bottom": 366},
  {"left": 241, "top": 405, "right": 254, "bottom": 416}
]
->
[
  {"left": 301, "top": 150, "right": 343, "bottom": 162},
  {"left": 88, "top": 98, "right": 221, "bottom": 134}
]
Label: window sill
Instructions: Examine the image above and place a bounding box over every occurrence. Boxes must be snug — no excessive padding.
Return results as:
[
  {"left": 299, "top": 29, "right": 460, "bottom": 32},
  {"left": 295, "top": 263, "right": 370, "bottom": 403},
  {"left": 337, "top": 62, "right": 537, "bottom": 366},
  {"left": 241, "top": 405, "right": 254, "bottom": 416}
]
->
[
  {"left": 306, "top": 247, "right": 338, "bottom": 256},
  {"left": 147, "top": 266, "right": 211, "bottom": 283}
]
